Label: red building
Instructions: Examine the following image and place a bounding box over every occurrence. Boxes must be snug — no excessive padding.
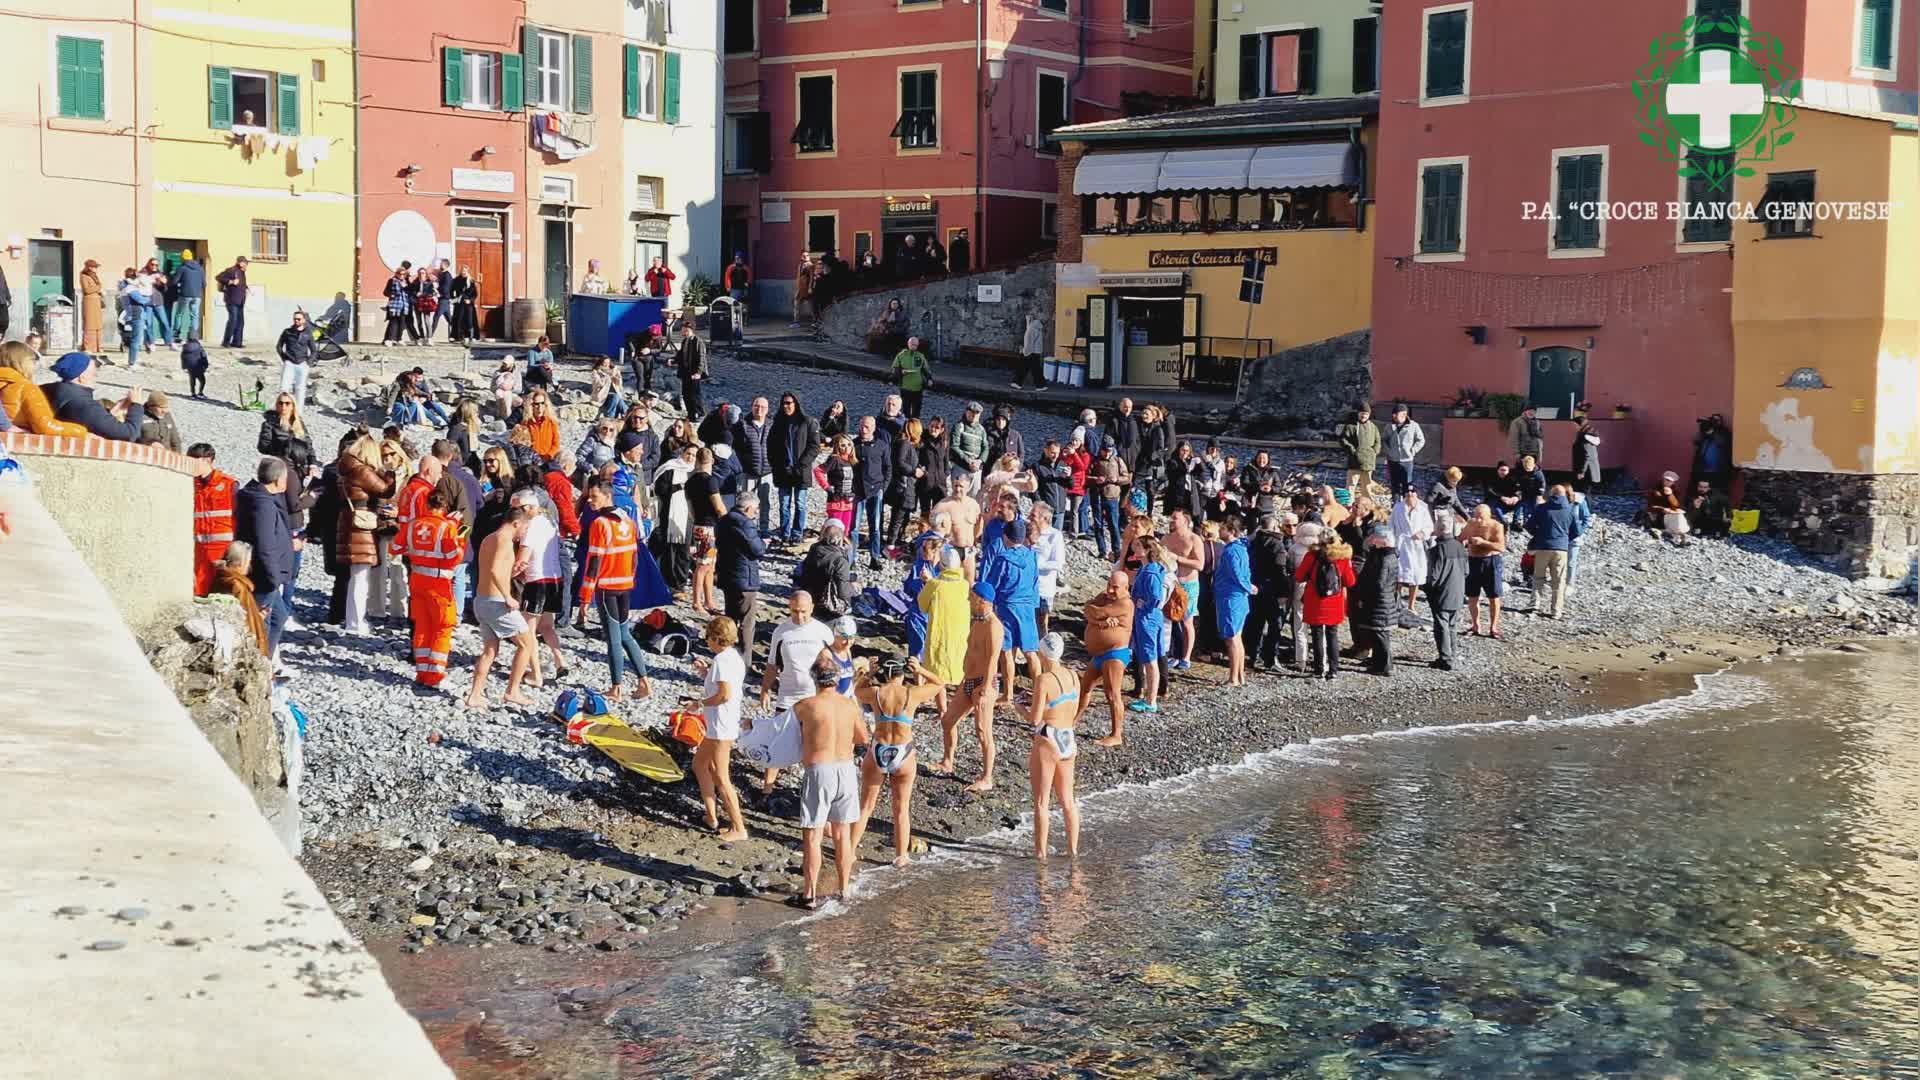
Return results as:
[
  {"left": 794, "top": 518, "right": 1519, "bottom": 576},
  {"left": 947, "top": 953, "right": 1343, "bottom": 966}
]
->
[
  {"left": 1369, "top": 0, "right": 1761, "bottom": 481},
  {"left": 355, "top": 0, "right": 530, "bottom": 339},
  {"left": 720, "top": 0, "right": 1197, "bottom": 313}
]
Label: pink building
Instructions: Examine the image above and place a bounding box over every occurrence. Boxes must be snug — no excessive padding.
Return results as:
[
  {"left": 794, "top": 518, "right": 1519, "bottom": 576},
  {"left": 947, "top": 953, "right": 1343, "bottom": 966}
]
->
[{"left": 720, "top": 0, "right": 1197, "bottom": 312}]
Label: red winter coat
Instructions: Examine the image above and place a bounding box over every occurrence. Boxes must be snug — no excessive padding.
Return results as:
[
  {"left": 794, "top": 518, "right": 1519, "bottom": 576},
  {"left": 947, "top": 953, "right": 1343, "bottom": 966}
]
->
[
  {"left": 1063, "top": 448, "right": 1091, "bottom": 496},
  {"left": 1294, "top": 544, "right": 1357, "bottom": 626}
]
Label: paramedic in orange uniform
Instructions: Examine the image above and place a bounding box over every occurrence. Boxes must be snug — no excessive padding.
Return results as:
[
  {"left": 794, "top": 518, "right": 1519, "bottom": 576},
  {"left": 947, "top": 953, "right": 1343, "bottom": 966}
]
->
[
  {"left": 579, "top": 477, "right": 651, "bottom": 701},
  {"left": 403, "top": 487, "right": 467, "bottom": 686},
  {"left": 187, "top": 443, "right": 236, "bottom": 597}
]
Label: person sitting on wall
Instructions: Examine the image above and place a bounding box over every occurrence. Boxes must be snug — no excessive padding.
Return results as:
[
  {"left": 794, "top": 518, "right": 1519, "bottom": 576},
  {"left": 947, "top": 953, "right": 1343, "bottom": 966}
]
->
[{"left": 866, "top": 297, "right": 911, "bottom": 358}]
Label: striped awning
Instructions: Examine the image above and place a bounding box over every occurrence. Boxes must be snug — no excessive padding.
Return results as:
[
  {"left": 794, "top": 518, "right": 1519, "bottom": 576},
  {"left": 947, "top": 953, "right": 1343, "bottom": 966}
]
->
[
  {"left": 1247, "top": 142, "right": 1358, "bottom": 190},
  {"left": 1072, "top": 150, "right": 1168, "bottom": 195},
  {"left": 1075, "top": 143, "right": 1356, "bottom": 194}
]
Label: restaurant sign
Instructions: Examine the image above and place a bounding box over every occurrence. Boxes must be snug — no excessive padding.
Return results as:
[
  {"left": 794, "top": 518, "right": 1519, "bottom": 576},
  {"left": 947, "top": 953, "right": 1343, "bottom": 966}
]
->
[
  {"left": 1147, "top": 246, "right": 1277, "bottom": 269},
  {"left": 885, "top": 199, "right": 937, "bottom": 215}
]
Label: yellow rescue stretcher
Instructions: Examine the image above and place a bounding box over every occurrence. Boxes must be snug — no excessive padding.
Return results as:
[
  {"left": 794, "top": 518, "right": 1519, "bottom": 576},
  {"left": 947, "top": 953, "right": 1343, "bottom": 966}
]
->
[{"left": 580, "top": 716, "right": 685, "bottom": 783}]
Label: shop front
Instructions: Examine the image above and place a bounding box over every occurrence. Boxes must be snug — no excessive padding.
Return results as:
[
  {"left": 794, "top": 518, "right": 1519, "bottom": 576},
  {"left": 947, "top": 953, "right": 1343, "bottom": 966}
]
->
[{"left": 1050, "top": 97, "right": 1379, "bottom": 393}]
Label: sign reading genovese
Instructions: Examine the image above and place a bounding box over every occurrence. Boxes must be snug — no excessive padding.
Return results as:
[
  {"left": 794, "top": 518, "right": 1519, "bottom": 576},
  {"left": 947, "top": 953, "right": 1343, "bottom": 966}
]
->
[
  {"left": 885, "top": 200, "right": 937, "bottom": 214},
  {"left": 1147, "top": 247, "right": 1278, "bottom": 268}
]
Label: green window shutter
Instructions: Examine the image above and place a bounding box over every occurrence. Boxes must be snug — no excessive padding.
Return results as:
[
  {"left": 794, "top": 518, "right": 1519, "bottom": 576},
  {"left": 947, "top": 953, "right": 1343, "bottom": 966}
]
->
[
  {"left": 1421, "top": 166, "right": 1455, "bottom": 252},
  {"left": 1352, "top": 18, "right": 1378, "bottom": 94},
  {"left": 1554, "top": 157, "right": 1579, "bottom": 248},
  {"left": 1683, "top": 150, "right": 1733, "bottom": 243},
  {"left": 1297, "top": 28, "right": 1319, "bottom": 95},
  {"left": 623, "top": 44, "right": 640, "bottom": 117},
  {"left": 1580, "top": 156, "right": 1603, "bottom": 247},
  {"left": 1694, "top": 0, "right": 1740, "bottom": 47},
  {"left": 56, "top": 37, "right": 81, "bottom": 117},
  {"left": 502, "top": 52, "right": 524, "bottom": 111},
  {"left": 1238, "top": 35, "right": 1260, "bottom": 100},
  {"left": 1425, "top": 11, "right": 1466, "bottom": 97},
  {"left": 572, "top": 34, "right": 593, "bottom": 113},
  {"left": 1860, "top": 0, "right": 1893, "bottom": 69},
  {"left": 77, "top": 39, "right": 105, "bottom": 118},
  {"left": 208, "top": 66, "right": 233, "bottom": 128},
  {"left": 522, "top": 24, "right": 541, "bottom": 106},
  {"left": 443, "top": 47, "right": 465, "bottom": 107},
  {"left": 1441, "top": 165, "right": 1462, "bottom": 250},
  {"left": 276, "top": 72, "right": 300, "bottom": 135},
  {"left": 663, "top": 51, "right": 681, "bottom": 124}
]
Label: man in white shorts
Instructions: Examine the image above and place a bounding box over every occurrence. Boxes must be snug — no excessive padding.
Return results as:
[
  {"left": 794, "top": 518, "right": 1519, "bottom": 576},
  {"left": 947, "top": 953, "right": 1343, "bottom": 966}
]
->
[
  {"left": 757, "top": 590, "right": 836, "bottom": 792},
  {"left": 792, "top": 652, "right": 869, "bottom": 909}
]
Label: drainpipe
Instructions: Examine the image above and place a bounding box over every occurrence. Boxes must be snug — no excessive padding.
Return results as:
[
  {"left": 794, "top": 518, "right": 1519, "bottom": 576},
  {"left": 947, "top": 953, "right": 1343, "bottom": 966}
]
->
[
  {"left": 1350, "top": 124, "right": 1368, "bottom": 233},
  {"left": 132, "top": 0, "right": 142, "bottom": 263},
  {"left": 1065, "top": 0, "right": 1087, "bottom": 122},
  {"left": 350, "top": 0, "right": 363, "bottom": 338},
  {"left": 972, "top": 0, "right": 983, "bottom": 267}
]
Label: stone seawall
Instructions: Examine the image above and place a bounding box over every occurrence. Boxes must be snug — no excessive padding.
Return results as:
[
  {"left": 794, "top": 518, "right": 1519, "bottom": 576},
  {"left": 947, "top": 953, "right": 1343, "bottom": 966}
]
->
[
  {"left": 816, "top": 260, "right": 1054, "bottom": 362},
  {"left": 1741, "top": 468, "right": 1920, "bottom": 582},
  {"left": 1231, "top": 329, "right": 1374, "bottom": 439}
]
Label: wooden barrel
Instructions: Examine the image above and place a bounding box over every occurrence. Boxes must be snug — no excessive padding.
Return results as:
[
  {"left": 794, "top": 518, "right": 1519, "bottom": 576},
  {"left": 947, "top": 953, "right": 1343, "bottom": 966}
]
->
[{"left": 507, "top": 298, "right": 545, "bottom": 344}]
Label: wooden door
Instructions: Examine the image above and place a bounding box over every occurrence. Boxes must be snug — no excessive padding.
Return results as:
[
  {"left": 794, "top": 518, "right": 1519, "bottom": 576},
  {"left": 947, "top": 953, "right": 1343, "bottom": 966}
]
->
[
  {"left": 455, "top": 213, "right": 508, "bottom": 338},
  {"left": 1527, "top": 347, "right": 1587, "bottom": 414}
]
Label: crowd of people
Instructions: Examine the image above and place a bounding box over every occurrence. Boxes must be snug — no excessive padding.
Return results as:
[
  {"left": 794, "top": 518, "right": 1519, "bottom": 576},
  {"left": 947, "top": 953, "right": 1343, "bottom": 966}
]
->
[{"left": 0, "top": 299, "right": 1759, "bottom": 908}]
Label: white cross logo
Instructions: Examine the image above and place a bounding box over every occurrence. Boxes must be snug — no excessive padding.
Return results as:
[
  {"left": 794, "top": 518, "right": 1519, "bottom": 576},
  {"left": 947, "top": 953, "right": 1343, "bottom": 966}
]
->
[{"left": 1665, "top": 50, "right": 1765, "bottom": 149}]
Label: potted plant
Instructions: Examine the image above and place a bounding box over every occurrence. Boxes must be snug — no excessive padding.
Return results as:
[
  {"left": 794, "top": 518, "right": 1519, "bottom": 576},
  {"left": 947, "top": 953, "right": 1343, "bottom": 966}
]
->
[
  {"left": 1485, "top": 392, "right": 1528, "bottom": 432},
  {"left": 1612, "top": 403, "right": 1633, "bottom": 419},
  {"left": 682, "top": 273, "right": 717, "bottom": 314},
  {"left": 543, "top": 298, "right": 565, "bottom": 347},
  {"left": 1451, "top": 386, "right": 1485, "bottom": 418}
]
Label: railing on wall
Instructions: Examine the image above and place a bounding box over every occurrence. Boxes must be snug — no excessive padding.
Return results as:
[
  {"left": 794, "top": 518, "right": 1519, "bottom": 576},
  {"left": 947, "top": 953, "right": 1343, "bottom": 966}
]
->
[{"left": 1186, "top": 336, "right": 1274, "bottom": 391}]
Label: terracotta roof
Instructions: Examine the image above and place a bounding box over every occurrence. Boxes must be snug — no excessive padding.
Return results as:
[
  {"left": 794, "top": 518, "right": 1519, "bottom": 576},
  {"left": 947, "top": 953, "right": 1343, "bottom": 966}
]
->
[{"left": 1054, "top": 96, "right": 1380, "bottom": 142}]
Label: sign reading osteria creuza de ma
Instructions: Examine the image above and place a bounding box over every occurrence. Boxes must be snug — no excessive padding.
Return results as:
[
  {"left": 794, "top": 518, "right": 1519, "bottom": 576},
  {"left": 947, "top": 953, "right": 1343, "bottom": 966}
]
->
[{"left": 1147, "top": 247, "right": 1278, "bottom": 269}]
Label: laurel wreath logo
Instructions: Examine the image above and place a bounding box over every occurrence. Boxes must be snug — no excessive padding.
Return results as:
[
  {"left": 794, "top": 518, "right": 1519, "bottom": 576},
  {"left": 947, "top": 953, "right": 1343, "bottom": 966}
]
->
[{"left": 1631, "top": 14, "right": 1800, "bottom": 194}]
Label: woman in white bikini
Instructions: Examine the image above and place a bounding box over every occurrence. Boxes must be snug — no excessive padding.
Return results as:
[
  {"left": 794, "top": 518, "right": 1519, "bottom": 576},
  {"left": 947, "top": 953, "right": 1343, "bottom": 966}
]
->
[
  {"left": 849, "top": 658, "right": 945, "bottom": 867},
  {"left": 1027, "top": 633, "right": 1082, "bottom": 860}
]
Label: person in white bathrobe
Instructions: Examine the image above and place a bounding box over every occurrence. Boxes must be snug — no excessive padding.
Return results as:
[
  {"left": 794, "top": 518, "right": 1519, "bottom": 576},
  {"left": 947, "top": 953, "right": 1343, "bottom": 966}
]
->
[{"left": 1390, "top": 487, "right": 1434, "bottom": 608}]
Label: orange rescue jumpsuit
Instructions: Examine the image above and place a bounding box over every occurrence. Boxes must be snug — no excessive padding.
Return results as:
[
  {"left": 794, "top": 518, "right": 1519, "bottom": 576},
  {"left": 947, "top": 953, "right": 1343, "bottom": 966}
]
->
[
  {"left": 403, "top": 510, "right": 466, "bottom": 685},
  {"left": 192, "top": 470, "right": 237, "bottom": 596}
]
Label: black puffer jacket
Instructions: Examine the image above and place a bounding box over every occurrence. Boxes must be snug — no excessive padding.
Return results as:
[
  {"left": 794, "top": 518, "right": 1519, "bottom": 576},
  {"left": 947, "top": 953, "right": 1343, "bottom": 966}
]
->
[
  {"left": 887, "top": 435, "right": 920, "bottom": 507},
  {"left": 795, "top": 540, "right": 853, "bottom": 617},
  {"left": 1349, "top": 546, "right": 1400, "bottom": 631},
  {"left": 1251, "top": 528, "right": 1293, "bottom": 595}
]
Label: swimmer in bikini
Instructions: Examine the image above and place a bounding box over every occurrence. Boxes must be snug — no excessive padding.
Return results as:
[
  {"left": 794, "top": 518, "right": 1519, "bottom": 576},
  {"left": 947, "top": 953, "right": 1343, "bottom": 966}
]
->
[
  {"left": 1027, "top": 632, "right": 1082, "bottom": 860},
  {"left": 1077, "top": 570, "right": 1135, "bottom": 747},
  {"left": 931, "top": 580, "right": 1003, "bottom": 792},
  {"left": 849, "top": 657, "right": 946, "bottom": 867}
]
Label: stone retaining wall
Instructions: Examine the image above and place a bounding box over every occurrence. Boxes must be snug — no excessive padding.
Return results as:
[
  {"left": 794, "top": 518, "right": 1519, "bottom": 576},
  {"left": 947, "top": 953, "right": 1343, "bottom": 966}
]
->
[
  {"left": 1230, "top": 329, "right": 1374, "bottom": 440},
  {"left": 3, "top": 431, "right": 192, "bottom": 625},
  {"left": 1741, "top": 467, "right": 1920, "bottom": 582},
  {"left": 816, "top": 260, "right": 1054, "bottom": 362}
]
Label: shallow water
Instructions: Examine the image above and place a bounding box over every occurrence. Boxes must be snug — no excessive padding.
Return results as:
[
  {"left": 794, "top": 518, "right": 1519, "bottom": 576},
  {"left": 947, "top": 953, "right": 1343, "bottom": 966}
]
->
[{"left": 391, "top": 644, "right": 1920, "bottom": 1078}]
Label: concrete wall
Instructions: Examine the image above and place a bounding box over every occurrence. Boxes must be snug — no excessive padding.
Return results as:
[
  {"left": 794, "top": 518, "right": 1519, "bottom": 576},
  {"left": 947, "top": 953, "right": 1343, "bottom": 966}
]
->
[
  {"left": 817, "top": 258, "right": 1053, "bottom": 361},
  {"left": 0, "top": 492, "right": 450, "bottom": 1079},
  {"left": 4, "top": 432, "right": 192, "bottom": 626}
]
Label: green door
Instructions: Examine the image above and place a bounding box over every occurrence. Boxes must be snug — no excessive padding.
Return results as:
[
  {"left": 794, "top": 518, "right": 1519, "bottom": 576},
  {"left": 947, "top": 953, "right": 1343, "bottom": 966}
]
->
[
  {"left": 1527, "top": 347, "right": 1587, "bottom": 413},
  {"left": 27, "top": 239, "right": 72, "bottom": 307},
  {"left": 543, "top": 219, "right": 571, "bottom": 303}
]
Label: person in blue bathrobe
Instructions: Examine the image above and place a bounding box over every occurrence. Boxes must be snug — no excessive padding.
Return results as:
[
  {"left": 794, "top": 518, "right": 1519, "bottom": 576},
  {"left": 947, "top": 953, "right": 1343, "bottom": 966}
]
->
[{"left": 1212, "top": 516, "right": 1254, "bottom": 687}]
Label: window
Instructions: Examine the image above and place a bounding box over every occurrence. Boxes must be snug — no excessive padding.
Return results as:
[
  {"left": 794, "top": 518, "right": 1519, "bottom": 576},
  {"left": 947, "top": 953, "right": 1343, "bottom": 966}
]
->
[
  {"left": 232, "top": 71, "right": 272, "bottom": 128},
  {"left": 893, "top": 69, "right": 937, "bottom": 148},
  {"left": 1125, "top": 0, "right": 1150, "bottom": 25},
  {"left": 1042, "top": 203, "right": 1058, "bottom": 238},
  {"left": 1422, "top": 5, "right": 1470, "bottom": 101},
  {"left": 1550, "top": 150, "right": 1605, "bottom": 252},
  {"left": 635, "top": 176, "right": 662, "bottom": 211},
  {"left": 725, "top": 112, "right": 770, "bottom": 172},
  {"left": 1238, "top": 29, "right": 1318, "bottom": 99},
  {"left": 536, "top": 32, "right": 567, "bottom": 109},
  {"left": 210, "top": 67, "right": 299, "bottom": 134},
  {"left": 793, "top": 74, "right": 834, "bottom": 152},
  {"left": 1352, "top": 17, "right": 1378, "bottom": 94},
  {"left": 1859, "top": 0, "right": 1896, "bottom": 71},
  {"left": 461, "top": 51, "right": 499, "bottom": 110},
  {"left": 1037, "top": 71, "right": 1069, "bottom": 152},
  {"left": 805, "top": 211, "right": 837, "bottom": 254},
  {"left": 1040, "top": 0, "right": 1067, "bottom": 10},
  {"left": 724, "top": 0, "right": 757, "bottom": 54},
  {"left": 1417, "top": 160, "right": 1466, "bottom": 255},
  {"left": 853, "top": 231, "right": 872, "bottom": 264},
  {"left": 790, "top": 0, "right": 825, "bottom": 14},
  {"left": 1761, "top": 171, "right": 1816, "bottom": 238},
  {"left": 1079, "top": 188, "right": 1355, "bottom": 235},
  {"left": 1694, "top": 0, "right": 1741, "bottom": 48},
  {"left": 250, "top": 219, "right": 288, "bottom": 262},
  {"left": 625, "top": 46, "right": 658, "bottom": 120},
  {"left": 55, "top": 35, "right": 107, "bottom": 120},
  {"left": 1681, "top": 150, "right": 1734, "bottom": 244}
]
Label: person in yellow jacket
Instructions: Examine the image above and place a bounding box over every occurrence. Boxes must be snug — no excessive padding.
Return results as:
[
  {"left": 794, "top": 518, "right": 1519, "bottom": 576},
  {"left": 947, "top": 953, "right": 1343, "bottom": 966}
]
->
[
  {"left": 402, "top": 488, "right": 467, "bottom": 687},
  {"left": 916, "top": 547, "right": 970, "bottom": 686}
]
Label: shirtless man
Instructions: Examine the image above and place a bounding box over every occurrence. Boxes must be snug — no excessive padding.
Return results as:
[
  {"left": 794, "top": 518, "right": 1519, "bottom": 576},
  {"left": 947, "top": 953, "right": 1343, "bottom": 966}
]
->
[
  {"left": 792, "top": 651, "right": 869, "bottom": 909},
  {"left": 1161, "top": 509, "right": 1205, "bottom": 670},
  {"left": 933, "top": 474, "right": 983, "bottom": 579},
  {"left": 464, "top": 504, "right": 537, "bottom": 709},
  {"left": 849, "top": 658, "right": 946, "bottom": 867},
  {"left": 1460, "top": 502, "right": 1508, "bottom": 638},
  {"left": 931, "top": 581, "right": 1003, "bottom": 792},
  {"left": 1077, "top": 570, "right": 1136, "bottom": 747}
]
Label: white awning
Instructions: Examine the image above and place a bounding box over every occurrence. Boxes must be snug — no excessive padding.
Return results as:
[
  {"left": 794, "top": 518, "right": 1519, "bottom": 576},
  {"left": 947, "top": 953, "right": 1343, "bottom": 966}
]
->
[
  {"left": 1073, "top": 150, "right": 1167, "bottom": 195},
  {"left": 1155, "top": 146, "right": 1256, "bottom": 191},
  {"left": 1248, "top": 142, "right": 1358, "bottom": 190}
]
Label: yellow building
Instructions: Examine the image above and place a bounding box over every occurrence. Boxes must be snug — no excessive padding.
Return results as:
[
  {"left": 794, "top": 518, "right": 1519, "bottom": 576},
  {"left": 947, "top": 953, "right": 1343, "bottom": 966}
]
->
[
  {"left": 1731, "top": 103, "right": 1919, "bottom": 578},
  {"left": 148, "top": 0, "right": 356, "bottom": 343},
  {"left": 1050, "top": 96, "right": 1376, "bottom": 392}
]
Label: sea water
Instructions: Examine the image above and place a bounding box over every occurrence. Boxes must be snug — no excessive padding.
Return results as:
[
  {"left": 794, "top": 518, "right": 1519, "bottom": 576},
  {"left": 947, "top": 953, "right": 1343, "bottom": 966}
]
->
[{"left": 391, "top": 644, "right": 1920, "bottom": 1078}]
